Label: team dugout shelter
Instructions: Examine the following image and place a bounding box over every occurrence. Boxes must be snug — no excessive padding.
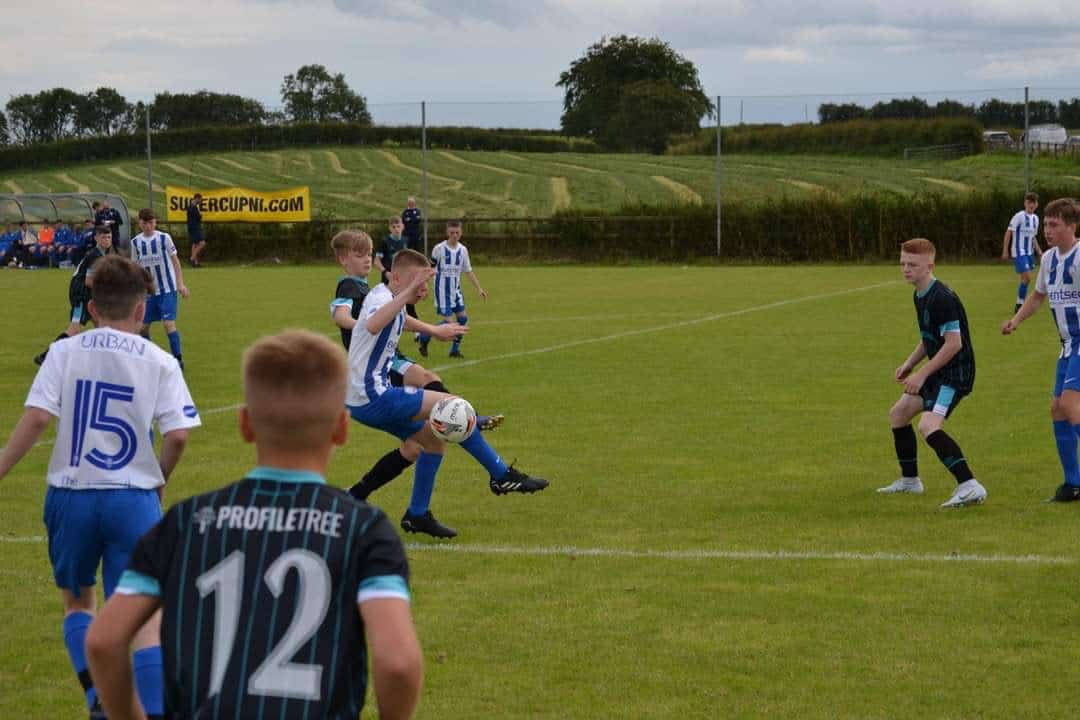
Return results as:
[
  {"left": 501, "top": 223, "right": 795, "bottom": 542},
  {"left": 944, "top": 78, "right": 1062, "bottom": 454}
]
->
[{"left": 0, "top": 193, "right": 132, "bottom": 247}]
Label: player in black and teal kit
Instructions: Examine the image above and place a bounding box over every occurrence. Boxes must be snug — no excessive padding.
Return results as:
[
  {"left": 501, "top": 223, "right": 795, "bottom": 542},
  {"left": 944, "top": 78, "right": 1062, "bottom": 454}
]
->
[
  {"left": 110, "top": 469, "right": 412, "bottom": 718},
  {"left": 881, "top": 238, "right": 986, "bottom": 508},
  {"left": 32, "top": 224, "right": 116, "bottom": 366},
  {"left": 85, "top": 330, "right": 422, "bottom": 720}
]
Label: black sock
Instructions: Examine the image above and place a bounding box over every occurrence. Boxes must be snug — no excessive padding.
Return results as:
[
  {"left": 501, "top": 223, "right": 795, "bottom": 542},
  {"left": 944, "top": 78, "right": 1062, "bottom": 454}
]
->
[
  {"left": 423, "top": 380, "right": 449, "bottom": 393},
  {"left": 925, "top": 429, "right": 974, "bottom": 484},
  {"left": 349, "top": 449, "right": 413, "bottom": 500},
  {"left": 892, "top": 425, "right": 918, "bottom": 477}
]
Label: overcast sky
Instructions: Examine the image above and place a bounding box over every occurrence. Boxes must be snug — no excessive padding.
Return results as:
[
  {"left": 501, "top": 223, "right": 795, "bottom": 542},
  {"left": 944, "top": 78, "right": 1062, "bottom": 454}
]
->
[{"left": 4, "top": 0, "right": 1080, "bottom": 127}]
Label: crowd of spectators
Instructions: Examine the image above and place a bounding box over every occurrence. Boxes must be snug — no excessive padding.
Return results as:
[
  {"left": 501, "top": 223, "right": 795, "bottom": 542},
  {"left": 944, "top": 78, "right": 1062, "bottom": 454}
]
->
[{"left": 1, "top": 218, "right": 98, "bottom": 269}]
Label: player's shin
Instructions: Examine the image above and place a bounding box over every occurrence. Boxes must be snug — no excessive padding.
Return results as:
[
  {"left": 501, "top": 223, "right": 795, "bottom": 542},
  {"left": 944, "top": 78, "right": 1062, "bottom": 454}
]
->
[
  {"left": 892, "top": 425, "right": 918, "bottom": 478},
  {"left": 133, "top": 646, "right": 164, "bottom": 719},
  {"left": 407, "top": 452, "right": 443, "bottom": 516},
  {"left": 1057, "top": 420, "right": 1080, "bottom": 486},
  {"left": 63, "top": 611, "right": 99, "bottom": 711},
  {"left": 460, "top": 431, "right": 507, "bottom": 478},
  {"left": 350, "top": 449, "right": 414, "bottom": 500},
  {"left": 925, "top": 430, "right": 974, "bottom": 483}
]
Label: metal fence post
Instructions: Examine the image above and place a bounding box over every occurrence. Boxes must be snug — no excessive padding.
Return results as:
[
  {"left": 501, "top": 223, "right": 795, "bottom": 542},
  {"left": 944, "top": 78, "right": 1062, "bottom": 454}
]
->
[
  {"left": 1024, "top": 86, "right": 1030, "bottom": 192},
  {"left": 716, "top": 95, "right": 722, "bottom": 258},
  {"left": 145, "top": 105, "right": 153, "bottom": 213},
  {"left": 421, "top": 101, "right": 428, "bottom": 255}
]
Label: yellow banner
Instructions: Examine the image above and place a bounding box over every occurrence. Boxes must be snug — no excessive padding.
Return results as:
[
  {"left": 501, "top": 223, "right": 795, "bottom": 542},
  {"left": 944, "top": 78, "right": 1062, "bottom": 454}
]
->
[{"left": 165, "top": 185, "right": 311, "bottom": 223}]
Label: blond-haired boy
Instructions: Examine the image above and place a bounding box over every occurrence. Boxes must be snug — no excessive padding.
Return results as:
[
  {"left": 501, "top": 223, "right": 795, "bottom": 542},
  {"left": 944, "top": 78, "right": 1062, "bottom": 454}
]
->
[{"left": 86, "top": 330, "right": 422, "bottom": 720}]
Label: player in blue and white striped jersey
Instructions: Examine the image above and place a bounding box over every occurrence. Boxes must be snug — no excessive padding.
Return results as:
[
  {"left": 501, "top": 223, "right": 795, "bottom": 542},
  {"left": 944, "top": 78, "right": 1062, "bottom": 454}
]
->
[
  {"left": 418, "top": 220, "right": 486, "bottom": 359},
  {"left": 133, "top": 208, "right": 190, "bottom": 369},
  {"left": 0, "top": 255, "right": 200, "bottom": 719},
  {"left": 348, "top": 249, "right": 547, "bottom": 538},
  {"left": 1001, "top": 192, "right": 1042, "bottom": 311},
  {"left": 1003, "top": 198, "right": 1080, "bottom": 502}
]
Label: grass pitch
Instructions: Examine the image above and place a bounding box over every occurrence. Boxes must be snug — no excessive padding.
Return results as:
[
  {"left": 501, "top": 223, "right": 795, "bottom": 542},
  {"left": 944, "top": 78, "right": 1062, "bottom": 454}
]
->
[{"left": 1, "top": 263, "right": 1078, "bottom": 718}]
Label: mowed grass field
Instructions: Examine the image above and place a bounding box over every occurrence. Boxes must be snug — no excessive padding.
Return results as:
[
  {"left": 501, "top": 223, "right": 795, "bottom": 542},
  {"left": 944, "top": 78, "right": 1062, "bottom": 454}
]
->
[
  {"left": 3, "top": 147, "right": 1080, "bottom": 217},
  {"left": 1, "top": 263, "right": 1079, "bottom": 718}
]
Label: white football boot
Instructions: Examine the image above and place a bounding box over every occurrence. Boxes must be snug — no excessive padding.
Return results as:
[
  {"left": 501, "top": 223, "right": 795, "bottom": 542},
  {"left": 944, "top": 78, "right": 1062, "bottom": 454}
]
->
[
  {"left": 940, "top": 479, "right": 987, "bottom": 508},
  {"left": 877, "top": 477, "right": 925, "bottom": 494}
]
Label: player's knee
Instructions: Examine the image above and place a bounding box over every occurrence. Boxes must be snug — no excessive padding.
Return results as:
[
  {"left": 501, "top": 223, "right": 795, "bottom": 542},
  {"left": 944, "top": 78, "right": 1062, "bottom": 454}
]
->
[
  {"left": 399, "top": 440, "right": 423, "bottom": 462},
  {"left": 917, "top": 413, "right": 942, "bottom": 437},
  {"left": 888, "top": 402, "right": 910, "bottom": 426}
]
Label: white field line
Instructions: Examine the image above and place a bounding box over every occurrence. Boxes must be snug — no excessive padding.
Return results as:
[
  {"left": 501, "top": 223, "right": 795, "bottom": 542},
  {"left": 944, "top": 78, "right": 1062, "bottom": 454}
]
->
[
  {"left": 0, "top": 535, "right": 1071, "bottom": 565},
  {"left": 403, "top": 543, "right": 1074, "bottom": 565},
  {"left": 0, "top": 282, "right": 895, "bottom": 454},
  {"left": 427, "top": 280, "right": 899, "bottom": 372}
]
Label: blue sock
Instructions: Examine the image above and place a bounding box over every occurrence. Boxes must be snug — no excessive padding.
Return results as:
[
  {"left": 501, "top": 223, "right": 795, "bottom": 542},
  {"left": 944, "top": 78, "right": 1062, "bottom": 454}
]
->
[
  {"left": 407, "top": 451, "right": 443, "bottom": 516},
  {"left": 1018, "top": 282, "right": 1028, "bottom": 303},
  {"left": 452, "top": 314, "right": 468, "bottom": 351},
  {"left": 1064, "top": 421, "right": 1080, "bottom": 487},
  {"left": 167, "top": 330, "right": 182, "bottom": 360},
  {"left": 133, "top": 646, "right": 164, "bottom": 716},
  {"left": 460, "top": 430, "right": 508, "bottom": 479},
  {"left": 63, "top": 611, "right": 96, "bottom": 710}
]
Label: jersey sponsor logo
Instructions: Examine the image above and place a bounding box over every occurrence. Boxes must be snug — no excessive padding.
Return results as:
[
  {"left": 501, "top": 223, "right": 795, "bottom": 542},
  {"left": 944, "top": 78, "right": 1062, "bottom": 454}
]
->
[
  {"left": 1047, "top": 288, "right": 1080, "bottom": 303},
  {"left": 198, "top": 505, "right": 344, "bottom": 537},
  {"left": 79, "top": 331, "right": 148, "bottom": 356}
]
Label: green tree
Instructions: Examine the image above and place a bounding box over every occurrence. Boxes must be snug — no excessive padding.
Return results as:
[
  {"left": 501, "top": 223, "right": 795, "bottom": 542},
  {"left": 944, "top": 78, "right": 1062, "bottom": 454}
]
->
[
  {"left": 557, "top": 35, "right": 713, "bottom": 151},
  {"left": 5, "top": 88, "right": 81, "bottom": 144},
  {"left": 818, "top": 103, "right": 867, "bottom": 123},
  {"left": 605, "top": 80, "right": 706, "bottom": 154},
  {"left": 149, "top": 91, "right": 266, "bottom": 130},
  {"left": 75, "top": 87, "right": 130, "bottom": 137},
  {"left": 0, "top": 109, "right": 9, "bottom": 146},
  {"left": 280, "top": 64, "right": 372, "bottom": 124}
]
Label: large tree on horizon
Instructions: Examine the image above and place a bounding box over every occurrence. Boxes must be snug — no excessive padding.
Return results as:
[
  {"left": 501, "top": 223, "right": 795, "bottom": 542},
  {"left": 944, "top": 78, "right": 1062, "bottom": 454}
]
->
[
  {"left": 557, "top": 35, "right": 713, "bottom": 152},
  {"left": 280, "top": 64, "right": 371, "bottom": 125}
]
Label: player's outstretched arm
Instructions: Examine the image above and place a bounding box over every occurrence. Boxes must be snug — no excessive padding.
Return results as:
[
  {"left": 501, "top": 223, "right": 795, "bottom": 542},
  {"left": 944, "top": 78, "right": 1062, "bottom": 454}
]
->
[
  {"left": 0, "top": 408, "right": 53, "bottom": 481},
  {"left": 86, "top": 594, "right": 160, "bottom": 720},
  {"left": 366, "top": 268, "right": 434, "bottom": 334},
  {"left": 360, "top": 597, "right": 423, "bottom": 720},
  {"left": 333, "top": 305, "right": 357, "bottom": 330},
  {"left": 1002, "top": 290, "right": 1047, "bottom": 334},
  {"left": 404, "top": 316, "right": 468, "bottom": 341}
]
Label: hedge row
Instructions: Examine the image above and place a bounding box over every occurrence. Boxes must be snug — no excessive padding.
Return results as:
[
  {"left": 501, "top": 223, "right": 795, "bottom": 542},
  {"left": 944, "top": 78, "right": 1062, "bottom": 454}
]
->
[
  {"left": 668, "top": 117, "right": 985, "bottom": 156},
  {"left": 156, "top": 184, "right": 1078, "bottom": 263},
  {"left": 0, "top": 123, "right": 599, "bottom": 171}
]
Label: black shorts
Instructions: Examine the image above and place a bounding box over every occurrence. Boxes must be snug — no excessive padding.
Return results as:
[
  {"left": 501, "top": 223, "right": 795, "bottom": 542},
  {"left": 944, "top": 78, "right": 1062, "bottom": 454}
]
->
[
  {"left": 917, "top": 373, "right": 968, "bottom": 418},
  {"left": 69, "top": 302, "right": 91, "bottom": 326}
]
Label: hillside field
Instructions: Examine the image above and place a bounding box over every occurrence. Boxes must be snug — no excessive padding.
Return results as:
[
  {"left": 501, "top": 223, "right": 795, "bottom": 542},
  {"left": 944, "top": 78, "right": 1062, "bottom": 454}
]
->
[{"left": 3, "top": 147, "right": 1080, "bottom": 219}]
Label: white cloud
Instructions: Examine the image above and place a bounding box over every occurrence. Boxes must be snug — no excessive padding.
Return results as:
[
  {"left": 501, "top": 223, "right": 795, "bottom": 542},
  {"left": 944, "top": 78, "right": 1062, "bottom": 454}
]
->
[{"left": 744, "top": 47, "right": 812, "bottom": 63}]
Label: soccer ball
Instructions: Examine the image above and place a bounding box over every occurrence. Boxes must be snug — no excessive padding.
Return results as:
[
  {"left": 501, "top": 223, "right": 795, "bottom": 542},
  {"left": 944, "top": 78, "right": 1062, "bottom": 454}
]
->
[{"left": 429, "top": 397, "right": 477, "bottom": 443}]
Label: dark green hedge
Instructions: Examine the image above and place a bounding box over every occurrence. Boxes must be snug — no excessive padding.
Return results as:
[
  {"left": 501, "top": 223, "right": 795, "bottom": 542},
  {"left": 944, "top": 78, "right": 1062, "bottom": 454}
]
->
[
  {"left": 157, "top": 184, "right": 1076, "bottom": 263},
  {"left": 668, "top": 118, "right": 985, "bottom": 156},
  {"left": 0, "top": 123, "right": 598, "bottom": 171}
]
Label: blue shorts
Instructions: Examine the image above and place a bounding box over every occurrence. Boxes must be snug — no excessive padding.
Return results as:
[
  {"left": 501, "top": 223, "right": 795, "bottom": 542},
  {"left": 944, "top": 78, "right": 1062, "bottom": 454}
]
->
[
  {"left": 348, "top": 386, "right": 426, "bottom": 440},
  {"left": 1014, "top": 255, "right": 1035, "bottom": 274},
  {"left": 144, "top": 292, "right": 178, "bottom": 323},
  {"left": 1053, "top": 354, "right": 1080, "bottom": 397},
  {"left": 43, "top": 487, "right": 162, "bottom": 598}
]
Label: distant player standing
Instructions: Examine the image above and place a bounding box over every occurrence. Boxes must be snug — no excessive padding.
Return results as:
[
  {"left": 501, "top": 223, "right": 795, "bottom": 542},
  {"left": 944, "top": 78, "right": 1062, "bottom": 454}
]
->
[
  {"left": 418, "top": 221, "right": 486, "bottom": 359},
  {"left": 132, "top": 208, "right": 189, "bottom": 369},
  {"left": 1002, "top": 198, "right": 1080, "bottom": 502},
  {"left": 401, "top": 196, "right": 423, "bottom": 252},
  {"left": 880, "top": 238, "right": 986, "bottom": 507},
  {"left": 85, "top": 330, "right": 422, "bottom": 720},
  {"left": 1002, "top": 192, "right": 1042, "bottom": 312},
  {"left": 186, "top": 193, "right": 205, "bottom": 267},
  {"left": 0, "top": 255, "right": 200, "bottom": 720},
  {"left": 33, "top": 224, "right": 116, "bottom": 366}
]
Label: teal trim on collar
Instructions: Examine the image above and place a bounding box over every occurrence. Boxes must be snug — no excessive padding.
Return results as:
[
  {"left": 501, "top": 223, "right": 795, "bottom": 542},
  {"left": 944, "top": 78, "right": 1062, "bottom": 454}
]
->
[
  {"left": 916, "top": 278, "right": 937, "bottom": 298},
  {"left": 338, "top": 275, "right": 369, "bottom": 285},
  {"left": 248, "top": 466, "right": 326, "bottom": 485}
]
